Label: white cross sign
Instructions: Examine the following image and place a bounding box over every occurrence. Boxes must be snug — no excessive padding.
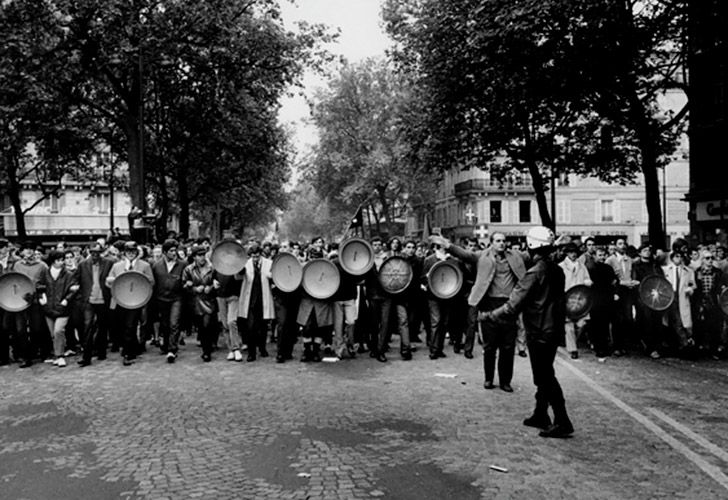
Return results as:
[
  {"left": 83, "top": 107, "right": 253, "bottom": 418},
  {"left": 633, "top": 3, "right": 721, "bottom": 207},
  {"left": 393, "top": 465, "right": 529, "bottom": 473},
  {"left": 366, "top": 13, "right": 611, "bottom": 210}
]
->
[
  {"left": 474, "top": 225, "right": 488, "bottom": 239},
  {"left": 465, "top": 207, "right": 476, "bottom": 225}
]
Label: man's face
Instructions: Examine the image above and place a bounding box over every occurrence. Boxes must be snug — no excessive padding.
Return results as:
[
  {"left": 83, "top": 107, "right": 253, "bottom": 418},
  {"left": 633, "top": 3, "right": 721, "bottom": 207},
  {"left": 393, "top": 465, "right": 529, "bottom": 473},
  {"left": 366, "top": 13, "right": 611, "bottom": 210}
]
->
[
  {"left": 403, "top": 242, "right": 416, "bottom": 257},
  {"left": 415, "top": 245, "right": 425, "bottom": 258},
  {"left": 717, "top": 248, "right": 726, "bottom": 260},
  {"left": 372, "top": 241, "right": 383, "bottom": 254},
  {"left": 702, "top": 252, "right": 714, "bottom": 270},
  {"left": 90, "top": 251, "right": 101, "bottom": 263},
  {"left": 567, "top": 251, "right": 578, "bottom": 262},
  {"left": 21, "top": 248, "right": 34, "bottom": 261},
  {"left": 0, "top": 246, "right": 8, "bottom": 259},
  {"left": 585, "top": 240, "right": 596, "bottom": 254},
  {"left": 108, "top": 248, "right": 120, "bottom": 260},
  {"left": 466, "top": 241, "right": 478, "bottom": 252},
  {"left": 165, "top": 247, "right": 178, "bottom": 261},
  {"left": 616, "top": 239, "right": 626, "bottom": 253},
  {"left": 51, "top": 257, "right": 64, "bottom": 269},
  {"left": 491, "top": 234, "right": 506, "bottom": 254},
  {"left": 64, "top": 253, "right": 76, "bottom": 268},
  {"left": 313, "top": 238, "right": 324, "bottom": 250},
  {"left": 595, "top": 249, "right": 607, "bottom": 263},
  {"left": 640, "top": 247, "right": 651, "bottom": 260},
  {"left": 671, "top": 253, "right": 683, "bottom": 266},
  {"left": 202, "top": 240, "right": 211, "bottom": 250},
  {"left": 194, "top": 253, "right": 207, "bottom": 266},
  {"left": 124, "top": 249, "right": 138, "bottom": 261}
]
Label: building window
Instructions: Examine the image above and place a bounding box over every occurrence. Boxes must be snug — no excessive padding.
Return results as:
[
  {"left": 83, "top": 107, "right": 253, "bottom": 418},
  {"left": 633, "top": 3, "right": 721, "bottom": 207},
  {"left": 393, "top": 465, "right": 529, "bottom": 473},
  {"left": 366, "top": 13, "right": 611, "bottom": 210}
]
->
[
  {"left": 490, "top": 201, "right": 502, "bottom": 223},
  {"left": 91, "top": 193, "right": 110, "bottom": 213},
  {"left": 557, "top": 200, "right": 570, "bottom": 224},
  {"left": 519, "top": 200, "right": 531, "bottom": 223},
  {"left": 601, "top": 200, "right": 614, "bottom": 222},
  {"left": 42, "top": 194, "right": 60, "bottom": 213}
]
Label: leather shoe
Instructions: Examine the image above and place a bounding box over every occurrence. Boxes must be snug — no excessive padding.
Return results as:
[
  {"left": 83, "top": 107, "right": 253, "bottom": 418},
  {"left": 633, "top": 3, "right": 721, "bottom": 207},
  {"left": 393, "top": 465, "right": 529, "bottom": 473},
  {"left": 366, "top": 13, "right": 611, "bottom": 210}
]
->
[
  {"left": 19, "top": 360, "right": 33, "bottom": 368},
  {"left": 483, "top": 380, "right": 495, "bottom": 390},
  {"left": 77, "top": 359, "right": 92, "bottom": 367},
  {"left": 122, "top": 357, "right": 134, "bottom": 366},
  {"left": 437, "top": 351, "right": 447, "bottom": 358},
  {"left": 401, "top": 351, "right": 412, "bottom": 361},
  {"left": 464, "top": 352, "right": 473, "bottom": 359},
  {"left": 259, "top": 349, "right": 269, "bottom": 358},
  {"left": 275, "top": 355, "right": 285, "bottom": 364},
  {"left": 500, "top": 384, "right": 513, "bottom": 393},
  {"left": 429, "top": 353, "right": 438, "bottom": 360},
  {"left": 377, "top": 353, "right": 387, "bottom": 363},
  {"left": 247, "top": 353, "right": 256, "bottom": 362},
  {"left": 518, "top": 350, "right": 527, "bottom": 358},
  {"left": 539, "top": 423, "right": 574, "bottom": 438},
  {"left": 523, "top": 414, "right": 552, "bottom": 429}
]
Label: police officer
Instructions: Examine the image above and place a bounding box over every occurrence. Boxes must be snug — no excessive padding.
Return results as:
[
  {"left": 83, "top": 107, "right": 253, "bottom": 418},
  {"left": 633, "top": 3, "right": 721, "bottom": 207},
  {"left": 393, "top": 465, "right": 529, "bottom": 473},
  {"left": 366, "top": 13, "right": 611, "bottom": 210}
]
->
[{"left": 485, "top": 226, "right": 574, "bottom": 438}]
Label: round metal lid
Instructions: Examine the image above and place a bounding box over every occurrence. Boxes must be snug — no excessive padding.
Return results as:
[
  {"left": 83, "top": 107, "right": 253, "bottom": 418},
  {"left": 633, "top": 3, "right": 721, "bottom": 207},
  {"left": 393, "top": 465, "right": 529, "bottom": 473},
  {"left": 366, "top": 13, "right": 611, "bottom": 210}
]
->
[
  {"left": 427, "top": 260, "right": 463, "bottom": 300},
  {"left": 0, "top": 272, "right": 35, "bottom": 312},
  {"left": 271, "top": 252, "right": 303, "bottom": 293},
  {"left": 638, "top": 274, "right": 675, "bottom": 311},
  {"left": 565, "top": 284, "right": 593, "bottom": 320},
  {"left": 378, "top": 256, "right": 413, "bottom": 295},
  {"left": 112, "top": 271, "right": 154, "bottom": 310},
  {"left": 339, "top": 238, "right": 375, "bottom": 276},
  {"left": 211, "top": 240, "right": 248, "bottom": 276},
  {"left": 301, "top": 259, "right": 340, "bottom": 300}
]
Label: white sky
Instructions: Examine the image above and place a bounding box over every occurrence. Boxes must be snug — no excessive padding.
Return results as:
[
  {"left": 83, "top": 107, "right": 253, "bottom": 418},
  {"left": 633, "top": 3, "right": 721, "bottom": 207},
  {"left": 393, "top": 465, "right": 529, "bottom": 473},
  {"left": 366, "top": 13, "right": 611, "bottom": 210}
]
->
[{"left": 278, "top": 0, "right": 391, "bottom": 156}]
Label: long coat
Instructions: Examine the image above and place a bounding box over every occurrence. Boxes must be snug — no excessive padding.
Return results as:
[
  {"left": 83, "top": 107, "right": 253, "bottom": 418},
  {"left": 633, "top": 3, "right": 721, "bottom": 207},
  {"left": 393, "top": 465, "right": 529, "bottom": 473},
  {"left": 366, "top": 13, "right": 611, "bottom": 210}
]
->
[
  {"left": 237, "top": 257, "right": 274, "bottom": 320},
  {"left": 662, "top": 262, "right": 695, "bottom": 330},
  {"left": 447, "top": 246, "right": 526, "bottom": 307}
]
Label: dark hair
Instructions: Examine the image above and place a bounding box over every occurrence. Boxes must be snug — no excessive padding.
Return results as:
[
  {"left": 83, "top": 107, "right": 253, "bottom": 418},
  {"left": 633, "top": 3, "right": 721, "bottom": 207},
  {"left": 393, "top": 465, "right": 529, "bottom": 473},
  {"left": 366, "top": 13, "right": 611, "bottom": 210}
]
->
[
  {"left": 162, "top": 239, "right": 178, "bottom": 253},
  {"left": 371, "top": 236, "right": 383, "bottom": 244},
  {"left": 48, "top": 250, "right": 65, "bottom": 264},
  {"left": 63, "top": 250, "right": 75, "bottom": 259},
  {"left": 404, "top": 239, "right": 417, "bottom": 247}
]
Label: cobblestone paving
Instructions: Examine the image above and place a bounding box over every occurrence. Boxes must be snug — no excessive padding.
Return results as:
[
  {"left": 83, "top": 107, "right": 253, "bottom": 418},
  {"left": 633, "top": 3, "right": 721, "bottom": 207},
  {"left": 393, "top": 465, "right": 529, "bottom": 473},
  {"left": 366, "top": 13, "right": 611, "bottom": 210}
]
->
[{"left": 1, "top": 341, "right": 727, "bottom": 499}]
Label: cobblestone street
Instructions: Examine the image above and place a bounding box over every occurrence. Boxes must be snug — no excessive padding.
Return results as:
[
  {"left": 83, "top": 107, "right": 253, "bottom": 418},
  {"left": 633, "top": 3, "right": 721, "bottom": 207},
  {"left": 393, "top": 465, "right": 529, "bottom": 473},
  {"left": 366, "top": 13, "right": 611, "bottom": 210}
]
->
[{"left": 2, "top": 340, "right": 728, "bottom": 499}]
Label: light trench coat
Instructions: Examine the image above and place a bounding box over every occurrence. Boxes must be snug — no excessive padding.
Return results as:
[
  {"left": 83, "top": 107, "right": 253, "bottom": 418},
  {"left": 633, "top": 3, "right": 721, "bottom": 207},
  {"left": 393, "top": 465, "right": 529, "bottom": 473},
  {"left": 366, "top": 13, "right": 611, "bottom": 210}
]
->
[
  {"left": 237, "top": 257, "right": 274, "bottom": 320},
  {"left": 662, "top": 262, "right": 695, "bottom": 330}
]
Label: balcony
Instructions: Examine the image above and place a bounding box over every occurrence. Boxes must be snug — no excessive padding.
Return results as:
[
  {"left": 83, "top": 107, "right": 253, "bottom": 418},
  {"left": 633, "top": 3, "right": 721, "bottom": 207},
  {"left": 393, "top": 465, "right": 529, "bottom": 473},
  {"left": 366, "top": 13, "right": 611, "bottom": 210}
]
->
[{"left": 454, "top": 178, "right": 534, "bottom": 197}]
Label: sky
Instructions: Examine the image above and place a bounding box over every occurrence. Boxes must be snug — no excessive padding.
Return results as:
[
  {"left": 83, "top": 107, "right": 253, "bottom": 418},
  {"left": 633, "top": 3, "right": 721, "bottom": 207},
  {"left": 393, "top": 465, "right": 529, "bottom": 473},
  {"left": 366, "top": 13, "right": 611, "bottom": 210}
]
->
[{"left": 277, "top": 0, "right": 391, "bottom": 156}]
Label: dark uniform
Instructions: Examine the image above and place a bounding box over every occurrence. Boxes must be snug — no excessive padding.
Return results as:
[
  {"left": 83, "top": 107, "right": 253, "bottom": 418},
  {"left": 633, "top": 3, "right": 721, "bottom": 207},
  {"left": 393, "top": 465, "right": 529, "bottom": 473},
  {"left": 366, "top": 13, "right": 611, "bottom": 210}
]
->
[{"left": 490, "top": 251, "right": 574, "bottom": 438}]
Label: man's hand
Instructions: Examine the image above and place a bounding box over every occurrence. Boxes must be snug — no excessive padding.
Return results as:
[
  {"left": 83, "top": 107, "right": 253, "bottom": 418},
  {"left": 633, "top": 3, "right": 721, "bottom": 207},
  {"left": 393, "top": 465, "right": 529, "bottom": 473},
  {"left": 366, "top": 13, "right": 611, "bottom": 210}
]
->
[
  {"left": 478, "top": 311, "right": 492, "bottom": 322},
  {"left": 212, "top": 279, "right": 221, "bottom": 289},
  {"left": 428, "top": 235, "right": 450, "bottom": 250},
  {"left": 584, "top": 279, "right": 593, "bottom": 287},
  {"left": 39, "top": 294, "right": 48, "bottom": 306},
  {"left": 60, "top": 299, "right": 68, "bottom": 307}
]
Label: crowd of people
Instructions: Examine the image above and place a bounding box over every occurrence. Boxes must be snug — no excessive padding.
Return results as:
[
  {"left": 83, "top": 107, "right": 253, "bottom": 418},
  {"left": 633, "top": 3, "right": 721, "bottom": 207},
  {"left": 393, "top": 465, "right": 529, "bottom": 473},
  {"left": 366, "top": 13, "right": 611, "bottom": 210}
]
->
[{"left": 1, "top": 231, "right": 726, "bottom": 375}]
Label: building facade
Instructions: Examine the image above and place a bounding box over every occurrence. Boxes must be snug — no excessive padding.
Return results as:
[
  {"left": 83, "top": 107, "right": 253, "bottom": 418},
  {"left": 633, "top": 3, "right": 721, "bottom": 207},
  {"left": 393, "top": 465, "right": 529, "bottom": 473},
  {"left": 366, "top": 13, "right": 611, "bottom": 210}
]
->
[{"left": 1, "top": 179, "right": 132, "bottom": 242}]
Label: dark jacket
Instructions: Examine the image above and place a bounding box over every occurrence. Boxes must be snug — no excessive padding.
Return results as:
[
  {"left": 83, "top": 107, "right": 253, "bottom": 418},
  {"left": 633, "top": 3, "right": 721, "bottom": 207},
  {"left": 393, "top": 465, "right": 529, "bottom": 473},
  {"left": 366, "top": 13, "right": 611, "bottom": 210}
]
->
[
  {"left": 588, "top": 262, "right": 617, "bottom": 313},
  {"left": 39, "top": 266, "right": 79, "bottom": 318},
  {"left": 77, "top": 257, "right": 113, "bottom": 305},
  {"left": 331, "top": 257, "right": 358, "bottom": 302},
  {"left": 152, "top": 258, "right": 186, "bottom": 302},
  {"left": 491, "top": 255, "right": 566, "bottom": 344}
]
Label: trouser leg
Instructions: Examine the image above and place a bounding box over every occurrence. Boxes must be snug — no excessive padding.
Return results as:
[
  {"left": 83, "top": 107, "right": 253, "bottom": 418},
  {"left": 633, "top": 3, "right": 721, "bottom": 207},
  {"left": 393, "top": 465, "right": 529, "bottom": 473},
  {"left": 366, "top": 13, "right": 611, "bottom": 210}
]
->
[{"left": 528, "top": 340, "right": 570, "bottom": 425}]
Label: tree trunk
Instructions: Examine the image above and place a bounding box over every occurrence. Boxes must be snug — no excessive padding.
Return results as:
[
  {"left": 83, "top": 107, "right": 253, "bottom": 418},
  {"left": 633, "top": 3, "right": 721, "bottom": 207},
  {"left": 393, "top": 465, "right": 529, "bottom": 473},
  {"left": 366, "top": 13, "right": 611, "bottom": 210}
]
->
[
  {"left": 627, "top": 93, "right": 665, "bottom": 248},
  {"left": 369, "top": 203, "right": 381, "bottom": 236},
  {"left": 376, "top": 186, "right": 392, "bottom": 237},
  {"left": 526, "top": 161, "right": 554, "bottom": 230},
  {"left": 124, "top": 111, "right": 145, "bottom": 212},
  {"left": 177, "top": 166, "right": 190, "bottom": 239},
  {"left": 5, "top": 152, "right": 27, "bottom": 239}
]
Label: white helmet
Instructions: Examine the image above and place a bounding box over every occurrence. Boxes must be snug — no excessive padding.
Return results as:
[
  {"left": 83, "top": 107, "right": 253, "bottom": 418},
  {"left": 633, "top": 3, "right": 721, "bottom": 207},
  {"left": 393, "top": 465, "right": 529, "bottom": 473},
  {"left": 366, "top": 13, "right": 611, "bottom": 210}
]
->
[{"left": 526, "top": 226, "right": 555, "bottom": 249}]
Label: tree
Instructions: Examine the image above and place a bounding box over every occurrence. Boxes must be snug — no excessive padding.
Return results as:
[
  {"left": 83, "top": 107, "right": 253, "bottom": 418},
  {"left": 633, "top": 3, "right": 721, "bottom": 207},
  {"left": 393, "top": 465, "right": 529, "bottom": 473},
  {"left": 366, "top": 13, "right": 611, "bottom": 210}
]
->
[
  {"left": 2, "top": 0, "right": 335, "bottom": 240},
  {"left": 307, "top": 58, "right": 439, "bottom": 238},
  {"left": 1, "top": 0, "right": 99, "bottom": 238},
  {"left": 384, "top": 0, "right": 687, "bottom": 245}
]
